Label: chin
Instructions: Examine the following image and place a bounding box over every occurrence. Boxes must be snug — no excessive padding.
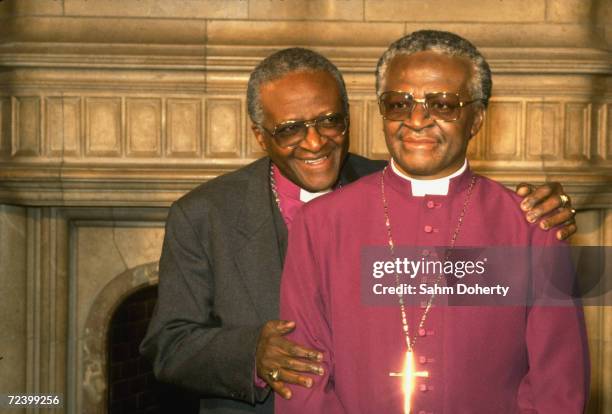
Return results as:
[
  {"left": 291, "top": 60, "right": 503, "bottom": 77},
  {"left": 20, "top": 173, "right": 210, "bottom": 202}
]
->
[
  {"left": 395, "top": 159, "right": 444, "bottom": 178},
  {"left": 301, "top": 180, "right": 335, "bottom": 192},
  {"left": 293, "top": 164, "right": 341, "bottom": 192},
  {"left": 299, "top": 173, "right": 338, "bottom": 192}
]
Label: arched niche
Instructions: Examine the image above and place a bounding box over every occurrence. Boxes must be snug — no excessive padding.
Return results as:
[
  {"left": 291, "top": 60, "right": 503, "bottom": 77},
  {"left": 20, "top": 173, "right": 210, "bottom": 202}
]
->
[{"left": 80, "top": 262, "right": 159, "bottom": 413}]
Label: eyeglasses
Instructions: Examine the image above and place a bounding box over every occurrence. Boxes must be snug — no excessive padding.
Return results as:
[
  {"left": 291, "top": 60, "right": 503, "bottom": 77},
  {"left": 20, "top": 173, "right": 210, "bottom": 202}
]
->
[
  {"left": 259, "top": 112, "right": 348, "bottom": 148},
  {"left": 378, "top": 91, "right": 481, "bottom": 122}
]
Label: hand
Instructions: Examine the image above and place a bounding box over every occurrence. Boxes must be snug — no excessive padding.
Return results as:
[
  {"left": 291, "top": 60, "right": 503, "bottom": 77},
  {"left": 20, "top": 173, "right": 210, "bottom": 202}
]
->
[
  {"left": 256, "top": 320, "right": 324, "bottom": 400},
  {"left": 516, "top": 182, "right": 577, "bottom": 240}
]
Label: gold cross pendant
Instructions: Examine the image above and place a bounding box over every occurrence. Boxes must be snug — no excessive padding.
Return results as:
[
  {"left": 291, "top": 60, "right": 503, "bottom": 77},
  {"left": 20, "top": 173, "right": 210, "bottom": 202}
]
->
[{"left": 389, "top": 351, "right": 429, "bottom": 414}]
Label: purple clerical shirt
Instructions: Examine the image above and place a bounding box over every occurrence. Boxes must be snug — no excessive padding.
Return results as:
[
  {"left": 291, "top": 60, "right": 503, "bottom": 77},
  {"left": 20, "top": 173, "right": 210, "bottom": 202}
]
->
[
  {"left": 272, "top": 163, "right": 304, "bottom": 230},
  {"left": 277, "top": 165, "right": 589, "bottom": 414}
]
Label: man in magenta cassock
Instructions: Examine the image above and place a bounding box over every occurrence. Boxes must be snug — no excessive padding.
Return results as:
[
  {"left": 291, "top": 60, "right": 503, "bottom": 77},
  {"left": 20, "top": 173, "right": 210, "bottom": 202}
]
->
[{"left": 277, "top": 31, "right": 590, "bottom": 413}]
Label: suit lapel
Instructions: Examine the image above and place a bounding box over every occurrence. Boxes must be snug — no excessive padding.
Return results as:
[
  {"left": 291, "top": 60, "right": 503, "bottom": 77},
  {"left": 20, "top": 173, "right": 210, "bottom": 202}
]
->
[
  {"left": 233, "top": 158, "right": 285, "bottom": 322},
  {"left": 232, "top": 154, "right": 371, "bottom": 322}
]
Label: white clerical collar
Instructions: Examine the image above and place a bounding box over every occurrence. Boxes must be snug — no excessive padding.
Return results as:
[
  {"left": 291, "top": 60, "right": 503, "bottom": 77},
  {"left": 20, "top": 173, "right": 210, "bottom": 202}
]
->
[
  {"left": 390, "top": 158, "right": 468, "bottom": 197},
  {"left": 300, "top": 188, "right": 332, "bottom": 203}
]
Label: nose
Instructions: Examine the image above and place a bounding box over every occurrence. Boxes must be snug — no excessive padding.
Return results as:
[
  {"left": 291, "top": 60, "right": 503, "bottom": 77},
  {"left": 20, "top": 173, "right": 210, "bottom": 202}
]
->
[
  {"left": 403, "top": 101, "right": 434, "bottom": 130},
  {"left": 299, "top": 122, "right": 326, "bottom": 152}
]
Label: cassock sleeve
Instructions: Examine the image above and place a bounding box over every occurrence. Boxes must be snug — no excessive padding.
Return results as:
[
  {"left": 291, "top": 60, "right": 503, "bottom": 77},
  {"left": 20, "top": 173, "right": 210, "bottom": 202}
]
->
[
  {"left": 518, "top": 230, "right": 590, "bottom": 413},
  {"left": 275, "top": 208, "right": 346, "bottom": 413},
  {"left": 140, "top": 202, "right": 266, "bottom": 403}
]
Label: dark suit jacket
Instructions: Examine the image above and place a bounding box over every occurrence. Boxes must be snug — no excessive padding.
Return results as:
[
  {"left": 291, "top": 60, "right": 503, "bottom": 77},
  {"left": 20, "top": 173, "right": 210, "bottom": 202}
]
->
[{"left": 140, "top": 154, "right": 385, "bottom": 413}]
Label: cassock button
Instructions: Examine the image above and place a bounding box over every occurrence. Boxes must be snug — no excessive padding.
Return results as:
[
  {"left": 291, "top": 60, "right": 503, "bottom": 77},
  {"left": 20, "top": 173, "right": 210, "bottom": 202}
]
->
[
  {"left": 424, "top": 225, "right": 433, "bottom": 233},
  {"left": 419, "top": 384, "right": 428, "bottom": 392},
  {"left": 422, "top": 249, "right": 430, "bottom": 257},
  {"left": 426, "top": 200, "right": 435, "bottom": 209},
  {"left": 418, "top": 328, "right": 427, "bottom": 337},
  {"left": 419, "top": 356, "right": 427, "bottom": 364}
]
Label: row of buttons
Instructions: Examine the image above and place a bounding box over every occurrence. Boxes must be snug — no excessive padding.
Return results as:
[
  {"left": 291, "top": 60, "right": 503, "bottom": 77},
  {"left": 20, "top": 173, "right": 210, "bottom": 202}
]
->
[
  {"left": 416, "top": 202, "right": 440, "bottom": 414},
  {"left": 424, "top": 200, "right": 441, "bottom": 242}
]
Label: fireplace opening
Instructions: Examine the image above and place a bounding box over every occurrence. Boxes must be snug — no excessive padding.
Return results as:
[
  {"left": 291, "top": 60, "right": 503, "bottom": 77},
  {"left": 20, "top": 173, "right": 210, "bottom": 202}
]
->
[{"left": 107, "top": 285, "right": 199, "bottom": 413}]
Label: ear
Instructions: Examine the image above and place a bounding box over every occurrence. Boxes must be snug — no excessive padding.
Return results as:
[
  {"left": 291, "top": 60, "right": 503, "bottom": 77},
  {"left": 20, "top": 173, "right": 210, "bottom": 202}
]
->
[
  {"left": 469, "top": 105, "right": 485, "bottom": 139},
  {"left": 251, "top": 124, "right": 268, "bottom": 152}
]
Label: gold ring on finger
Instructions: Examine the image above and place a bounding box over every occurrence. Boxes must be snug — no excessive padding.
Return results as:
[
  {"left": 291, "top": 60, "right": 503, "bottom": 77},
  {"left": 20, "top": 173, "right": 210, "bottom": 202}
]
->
[
  {"left": 559, "top": 194, "right": 570, "bottom": 208},
  {"left": 269, "top": 368, "right": 280, "bottom": 381}
]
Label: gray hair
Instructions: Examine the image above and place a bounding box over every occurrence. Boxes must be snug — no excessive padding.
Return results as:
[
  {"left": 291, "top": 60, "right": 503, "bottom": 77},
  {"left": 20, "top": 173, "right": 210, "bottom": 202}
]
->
[
  {"left": 376, "top": 30, "right": 492, "bottom": 107},
  {"left": 247, "top": 47, "right": 349, "bottom": 125}
]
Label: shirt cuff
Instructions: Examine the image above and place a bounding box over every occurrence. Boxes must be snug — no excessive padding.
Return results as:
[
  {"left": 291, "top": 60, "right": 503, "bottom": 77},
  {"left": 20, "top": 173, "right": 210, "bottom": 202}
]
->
[{"left": 254, "top": 358, "right": 268, "bottom": 388}]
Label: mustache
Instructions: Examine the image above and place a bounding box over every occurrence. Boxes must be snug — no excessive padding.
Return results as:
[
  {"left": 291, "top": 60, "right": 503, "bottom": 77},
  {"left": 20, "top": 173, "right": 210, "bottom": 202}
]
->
[{"left": 392, "top": 123, "right": 443, "bottom": 143}]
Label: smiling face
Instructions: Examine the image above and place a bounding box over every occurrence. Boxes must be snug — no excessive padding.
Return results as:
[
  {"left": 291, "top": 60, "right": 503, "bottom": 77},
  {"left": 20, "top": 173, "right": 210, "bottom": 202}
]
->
[
  {"left": 381, "top": 51, "right": 484, "bottom": 179},
  {"left": 253, "top": 70, "right": 349, "bottom": 192}
]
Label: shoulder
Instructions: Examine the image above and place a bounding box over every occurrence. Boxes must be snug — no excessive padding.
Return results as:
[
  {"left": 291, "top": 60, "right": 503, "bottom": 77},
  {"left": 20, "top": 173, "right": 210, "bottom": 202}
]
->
[
  {"left": 344, "top": 153, "right": 386, "bottom": 175},
  {"left": 473, "top": 174, "right": 524, "bottom": 217},
  {"left": 476, "top": 174, "right": 521, "bottom": 201},
  {"left": 340, "top": 153, "right": 386, "bottom": 184},
  {"left": 300, "top": 171, "right": 381, "bottom": 223},
  {"left": 172, "top": 157, "right": 268, "bottom": 219},
  {"left": 474, "top": 174, "right": 563, "bottom": 245}
]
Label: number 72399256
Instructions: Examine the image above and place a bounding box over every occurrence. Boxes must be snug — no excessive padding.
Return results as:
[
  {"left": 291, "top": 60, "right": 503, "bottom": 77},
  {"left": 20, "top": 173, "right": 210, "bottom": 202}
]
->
[{"left": 4, "top": 395, "right": 62, "bottom": 407}]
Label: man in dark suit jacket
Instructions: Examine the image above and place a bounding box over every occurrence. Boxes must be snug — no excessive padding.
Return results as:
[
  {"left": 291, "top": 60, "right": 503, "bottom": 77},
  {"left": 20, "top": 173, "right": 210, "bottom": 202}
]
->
[{"left": 140, "top": 48, "right": 577, "bottom": 413}]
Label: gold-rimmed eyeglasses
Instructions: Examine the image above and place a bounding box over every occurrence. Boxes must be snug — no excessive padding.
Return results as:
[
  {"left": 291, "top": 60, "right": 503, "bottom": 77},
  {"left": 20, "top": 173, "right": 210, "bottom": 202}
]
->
[{"left": 378, "top": 91, "right": 481, "bottom": 122}]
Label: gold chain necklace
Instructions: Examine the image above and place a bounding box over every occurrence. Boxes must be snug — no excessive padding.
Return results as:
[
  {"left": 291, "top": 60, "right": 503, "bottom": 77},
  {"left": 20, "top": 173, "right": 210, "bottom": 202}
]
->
[
  {"left": 269, "top": 163, "right": 341, "bottom": 213},
  {"left": 380, "top": 166, "right": 477, "bottom": 352},
  {"left": 270, "top": 163, "right": 283, "bottom": 214}
]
